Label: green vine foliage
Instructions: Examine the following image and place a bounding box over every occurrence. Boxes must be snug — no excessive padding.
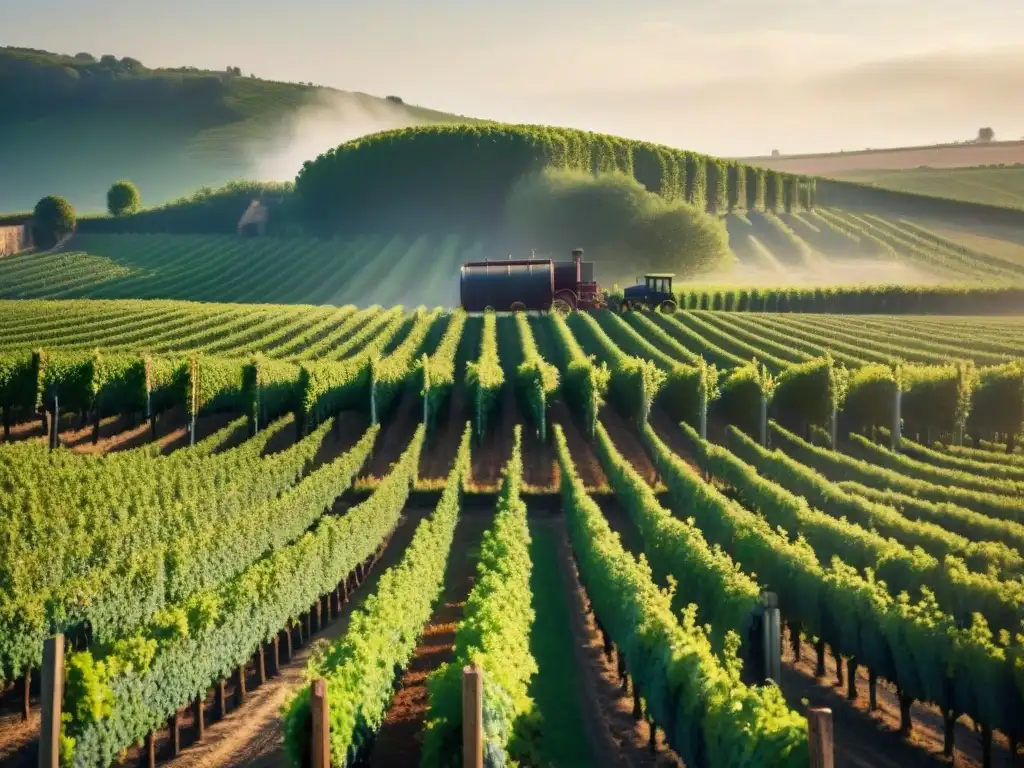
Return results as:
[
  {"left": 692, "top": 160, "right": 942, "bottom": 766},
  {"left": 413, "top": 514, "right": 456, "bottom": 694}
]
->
[
  {"left": 770, "top": 419, "right": 1024, "bottom": 531},
  {"left": 0, "top": 416, "right": 332, "bottom": 686},
  {"left": 902, "top": 362, "right": 975, "bottom": 440},
  {"left": 643, "top": 424, "right": 1021, "bottom": 739},
  {"left": 567, "top": 312, "right": 664, "bottom": 424},
  {"left": 715, "top": 360, "right": 775, "bottom": 439},
  {"left": 773, "top": 355, "right": 849, "bottom": 434},
  {"left": 420, "top": 310, "right": 467, "bottom": 431},
  {"left": 686, "top": 425, "right": 1024, "bottom": 636},
  {"left": 466, "top": 312, "right": 504, "bottom": 439},
  {"left": 678, "top": 284, "right": 1024, "bottom": 315},
  {"left": 65, "top": 425, "right": 418, "bottom": 767},
  {"left": 243, "top": 355, "right": 302, "bottom": 431},
  {"left": 0, "top": 350, "right": 43, "bottom": 419},
  {"left": 297, "top": 309, "right": 409, "bottom": 431},
  {"left": 554, "top": 425, "right": 810, "bottom": 766},
  {"left": 514, "top": 313, "right": 559, "bottom": 441},
  {"left": 596, "top": 422, "right": 761, "bottom": 659},
  {"left": 293, "top": 124, "right": 801, "bottom": 236},
  {"left": 726, "top": 427, "right": 1022, "bottom": 576},
  {"left": 967, "top": 361, "right": 1024, "bottom": 442},
  {"left": 372, "top": 307, "right": 440, "bottom": 422},
  {"left": 423, "top": 426, "right": 538, "bottom": 766},
  {"left": 281, "top": 424, "right": 461, "bottom": 766},
  {"left": 543, "top": 312, "right": 608, "bottom": 438}
]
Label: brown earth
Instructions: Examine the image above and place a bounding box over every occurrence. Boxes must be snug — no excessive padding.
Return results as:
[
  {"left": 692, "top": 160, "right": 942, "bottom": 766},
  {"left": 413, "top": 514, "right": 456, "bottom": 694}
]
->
[
  {"left": 549, "top": 398, "right": 608, "bottom": 491},
  {"left": 360, "top": 388, "right": 421, "bottom": 480},
  {"left": 598, "top": 406, "right": 660, "bottom": 487},
  {"left": 544, "top": 516, "right": 684, "bottom": 767},
  {"left": 470, "top": 382, "right": 516, "bottom": 491},
  {"left": 419, "top": 385, "right": 468, "bottom": 483},
  {"left": 781, "top": 631, "right": 1012, "bottom": 768},
  {"left": 368, "top": 502, "right": 491, "bottom": 767}
]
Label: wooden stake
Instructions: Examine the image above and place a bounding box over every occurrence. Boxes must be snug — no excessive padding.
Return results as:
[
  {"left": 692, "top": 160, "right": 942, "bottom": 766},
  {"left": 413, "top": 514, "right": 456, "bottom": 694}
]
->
[
  {"left": 217, "top": 679, "right": 227, "bottom": 720},
  {"left": 21, "top": 666, "right": 30, "bottom": 722},
  {"left": 463, "top": 665, "right": 483, "bottom": 768},
  {"left": 761, "top": 592, "right": 781, "bottom": 684},
  {"left": 170, "top": 711, "right": 181, "bottom": 756},
  {"left": 236, "top": 663, "right": 247, "bottom": 705},
  {"left": 272, "top": 636, "right": 280, "bottom": 675},
  {"left": 194, "top": 695, "right": 205, "bottom": 742},
  {"left": 311, "top": 678, "right": 330, "bottom": 768},
  {"left": 256, "top": 647, "right": 266, "bottom": 685},
  {"left": 39, "top": 635, "right": 64, "bottom": 768},
  {"left": 808, "top": 707, "right": 833, "bottom": 768},
  {"left": 144, "top": 731, "right": 156, "bottom": 768}
]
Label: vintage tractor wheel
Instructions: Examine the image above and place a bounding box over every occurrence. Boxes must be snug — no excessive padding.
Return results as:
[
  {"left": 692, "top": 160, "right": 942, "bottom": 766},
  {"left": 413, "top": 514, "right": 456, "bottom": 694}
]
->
[
  {"left": 552, "top": 298, "right": 573, "bottom": 314},
  {"left": 658, "top": 299, "right": 678, "bottom": 314},
  {"left": 510, "top": 301, "right": 527, "bottom": 313}
]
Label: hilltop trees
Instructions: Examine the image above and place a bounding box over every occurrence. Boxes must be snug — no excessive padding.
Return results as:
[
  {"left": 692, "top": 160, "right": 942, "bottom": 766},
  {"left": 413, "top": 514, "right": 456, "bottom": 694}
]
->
[
  {"left": 32, "top": 195, "right": 76, "bottom": 248},
  {"left": 107, "top": 180, "right": 142, "bottom": 216},
  {"left": 977, "top": 127, "right": 995, "bottom": 143}
]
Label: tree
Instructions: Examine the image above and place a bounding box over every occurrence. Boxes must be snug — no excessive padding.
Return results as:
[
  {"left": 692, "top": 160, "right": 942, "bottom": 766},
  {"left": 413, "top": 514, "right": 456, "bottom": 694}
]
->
[
  {"left": 977, "top": 127, "right": 995, "bottom": 142},
  {"left": 107, "top": 180, "right": 142, "bottom": 216},
  {"left": 386, "top": 95, "right": 404, "bottom": 104},
  {"left": 32, "top": 196, "right": 76, "bottom": 249}
]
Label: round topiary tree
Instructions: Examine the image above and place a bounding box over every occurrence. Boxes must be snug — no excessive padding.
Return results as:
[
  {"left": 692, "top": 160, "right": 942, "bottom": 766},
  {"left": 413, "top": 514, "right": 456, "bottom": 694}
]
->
[
  {"left": 107, "top": 180, "right": 142, "bottom": 216},
  {"left": 32, "top": 196, "right": 76, "bottom": 249}
]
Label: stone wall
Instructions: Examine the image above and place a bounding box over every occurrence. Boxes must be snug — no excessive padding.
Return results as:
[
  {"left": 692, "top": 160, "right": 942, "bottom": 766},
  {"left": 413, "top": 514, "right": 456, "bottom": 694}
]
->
[{"left": 0, "top": 224, "right": 31, "bottom": 257}]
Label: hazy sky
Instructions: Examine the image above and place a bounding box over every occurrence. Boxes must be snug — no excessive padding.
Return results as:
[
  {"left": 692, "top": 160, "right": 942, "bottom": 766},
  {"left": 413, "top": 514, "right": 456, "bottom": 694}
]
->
[{"left": 11, "top": 0, "right": 1024, "bottom": 156}]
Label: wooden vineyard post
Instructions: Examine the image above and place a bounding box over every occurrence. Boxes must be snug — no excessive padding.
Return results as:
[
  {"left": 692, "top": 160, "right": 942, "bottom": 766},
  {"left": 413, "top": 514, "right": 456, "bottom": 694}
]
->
[
  {"left": 22, "top": 666, "right": 30, "bottom": 721},
  {"left": 698, "top": 384, "right": 708, "bottom": 440},
  {"left": 39, "top": 634, "right": 64, "bottom": 768},
  {"left": 761, "top": 592, "right": 781, "bottom": 684},
  {"left": 463, "top": 665, "right": 483, "bottom": 768},
  {"left": 370, "top": 372, "right": 378, "bottom": 426},
  {"left": 216, "top": 679, "right": 227, "bottom": 720},
  {"left": 49, "top": 393, "right": 59, "bottom": 451},
  {"left": 193, "top": 695, "right": 205, "bottom": 742},
  {"left": 170, "top": 711, "right": 181, "bottom": 756},
  {"left": 145, "top": 731, "right": 156, "bottom": 768},
  {"left": 423, "top": 353, "right": 430, "bottom": 430},
  {"left": 829, "top": 405, "right": 838, "bottom": 450},
  {"left": 759, "top": 392, "right": 768, "bottom": 447},
  {"left": 891, "top": 385, "right": 902, "bottom": 451},
  {"left": 808, "top": 707, "right": 833, "bottom": 768},
  {"left": 236, "top": 663, "right": 247, "bottom": 705},
  {"left": 310, "top": 678, "right": 330, "bottom": 768}
]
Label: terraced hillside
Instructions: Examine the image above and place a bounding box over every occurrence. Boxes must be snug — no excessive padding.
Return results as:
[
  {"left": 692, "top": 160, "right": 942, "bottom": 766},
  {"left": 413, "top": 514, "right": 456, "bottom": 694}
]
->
[{"left": 2, "top": 299, "right": 1023, "bottom": 768}]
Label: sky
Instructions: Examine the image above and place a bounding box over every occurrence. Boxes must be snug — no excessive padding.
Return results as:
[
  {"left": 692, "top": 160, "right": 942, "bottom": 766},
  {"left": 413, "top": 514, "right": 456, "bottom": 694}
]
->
[{"left": 9, "top": 0, "right": 1024, "bottom": 156}]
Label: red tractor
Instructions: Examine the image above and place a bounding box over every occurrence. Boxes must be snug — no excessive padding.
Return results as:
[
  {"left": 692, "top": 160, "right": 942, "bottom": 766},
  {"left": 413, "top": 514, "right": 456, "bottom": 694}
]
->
[{"left": 459, "top": 248, "right": 605, "bottom": 312}]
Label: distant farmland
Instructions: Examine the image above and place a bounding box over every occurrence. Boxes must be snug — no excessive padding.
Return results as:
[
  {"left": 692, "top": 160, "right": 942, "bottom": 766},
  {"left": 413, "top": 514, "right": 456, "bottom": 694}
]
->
[{"left": 737, "top": 141, "right": 1024, "bottom": 211}]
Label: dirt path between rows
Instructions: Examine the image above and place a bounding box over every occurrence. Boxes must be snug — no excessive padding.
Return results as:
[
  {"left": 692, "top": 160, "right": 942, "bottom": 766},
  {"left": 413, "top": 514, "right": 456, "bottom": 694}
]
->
[
  {"left": 159, "top": 506, "right": 432, "bottom": 768},
  {"left": 368, "top": 505, "right": 491, "bottom": 766},
  {"left": 542, "top": 516, "right": 683, "bottom": 767}
]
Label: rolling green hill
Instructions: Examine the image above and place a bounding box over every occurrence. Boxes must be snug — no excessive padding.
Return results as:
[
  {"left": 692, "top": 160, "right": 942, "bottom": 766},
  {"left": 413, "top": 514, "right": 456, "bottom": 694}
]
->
[{"left": 0, "top": 46, "right": 478, "bottom": 213}]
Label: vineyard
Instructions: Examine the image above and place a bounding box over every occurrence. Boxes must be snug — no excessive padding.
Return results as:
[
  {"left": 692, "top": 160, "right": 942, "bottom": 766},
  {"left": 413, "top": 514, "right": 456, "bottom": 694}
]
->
[
  {"left": 1, "top": 297, "right": 1024, "bottom": 768},
  {"left": 4, "top": 205, "right": 1024, "bottom": 308}
]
